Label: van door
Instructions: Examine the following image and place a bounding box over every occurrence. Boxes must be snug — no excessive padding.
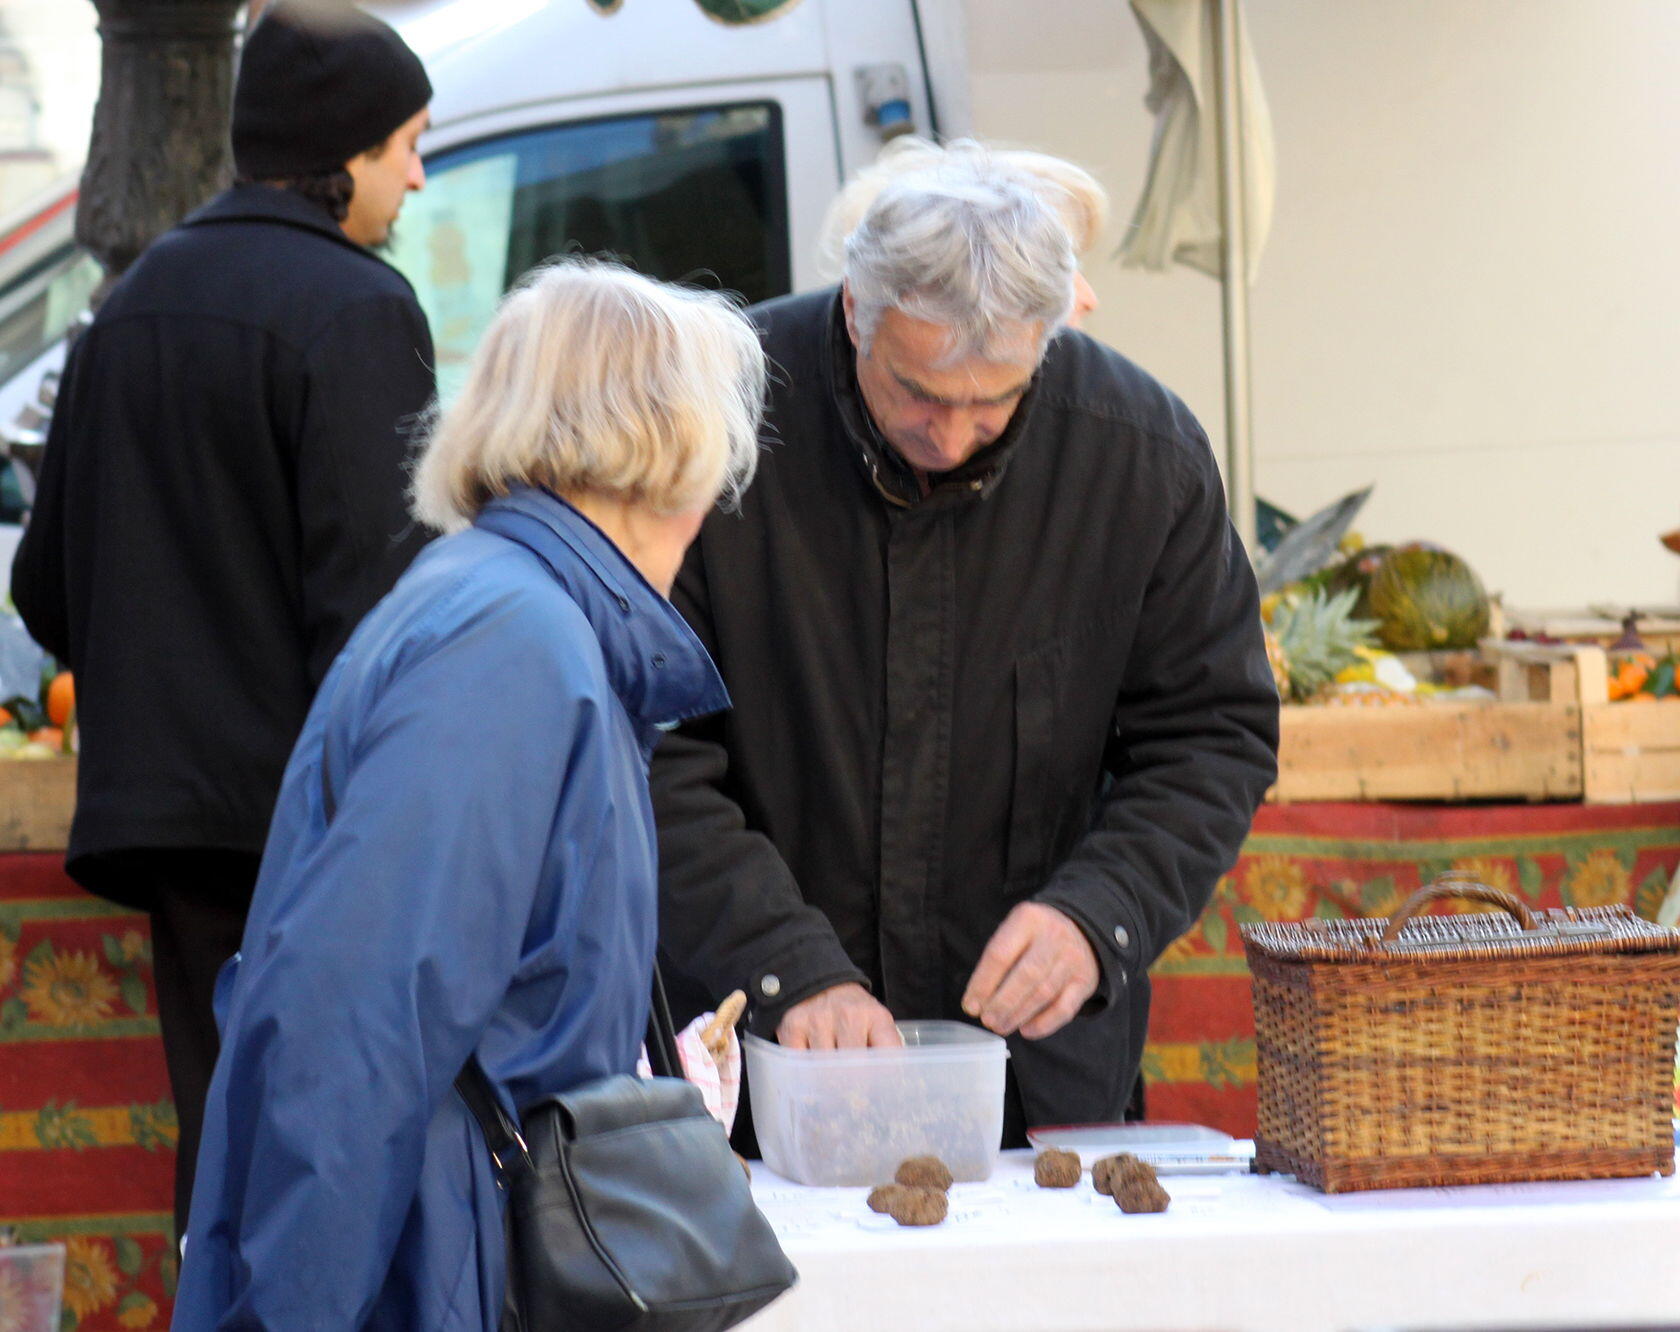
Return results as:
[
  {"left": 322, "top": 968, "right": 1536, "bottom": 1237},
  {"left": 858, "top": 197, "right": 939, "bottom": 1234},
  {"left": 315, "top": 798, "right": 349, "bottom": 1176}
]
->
[{"left": 387, "top": 78, "right": 840, "bottom": 401}]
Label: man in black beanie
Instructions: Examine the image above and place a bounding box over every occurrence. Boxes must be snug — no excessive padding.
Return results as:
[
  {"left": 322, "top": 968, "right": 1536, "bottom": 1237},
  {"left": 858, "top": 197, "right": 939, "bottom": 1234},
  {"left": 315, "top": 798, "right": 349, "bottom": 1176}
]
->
[{"left": 12, "top": 0, "right": 435, "bottom": 1242}]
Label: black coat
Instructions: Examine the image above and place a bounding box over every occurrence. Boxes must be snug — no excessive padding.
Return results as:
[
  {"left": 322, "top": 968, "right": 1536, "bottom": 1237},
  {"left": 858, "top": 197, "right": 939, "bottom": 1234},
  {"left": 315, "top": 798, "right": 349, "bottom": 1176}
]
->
[
  {"left": 11, "top": 185, "right": 434, "bottom": 903},
  {"left": 651, "top": 289, "right": 1279, "bottom": 1129}
]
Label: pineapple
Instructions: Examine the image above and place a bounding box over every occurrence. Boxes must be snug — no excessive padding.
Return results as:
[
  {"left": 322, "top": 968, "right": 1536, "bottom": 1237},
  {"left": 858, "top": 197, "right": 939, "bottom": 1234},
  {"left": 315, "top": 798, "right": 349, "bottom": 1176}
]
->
[
  {"left": 1263, "top": 624, "right": 1290, "bottom": 699},
  {"left": 1268, "top": 587, "right": 1379, "bottom": 703}
]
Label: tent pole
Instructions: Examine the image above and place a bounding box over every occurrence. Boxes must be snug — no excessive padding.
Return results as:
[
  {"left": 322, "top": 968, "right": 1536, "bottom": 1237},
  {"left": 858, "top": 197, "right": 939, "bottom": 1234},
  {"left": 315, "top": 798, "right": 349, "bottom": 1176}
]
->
[{"left": 1214, "top": 0, "right": 1257, "bottom": 555}]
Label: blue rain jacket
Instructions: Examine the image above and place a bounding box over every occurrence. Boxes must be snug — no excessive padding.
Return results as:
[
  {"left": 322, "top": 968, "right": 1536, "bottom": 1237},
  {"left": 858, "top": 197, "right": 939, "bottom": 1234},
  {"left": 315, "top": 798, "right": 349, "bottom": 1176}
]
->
[{"left": 172, "top": 487, "right": 729, "bottom": 1330}]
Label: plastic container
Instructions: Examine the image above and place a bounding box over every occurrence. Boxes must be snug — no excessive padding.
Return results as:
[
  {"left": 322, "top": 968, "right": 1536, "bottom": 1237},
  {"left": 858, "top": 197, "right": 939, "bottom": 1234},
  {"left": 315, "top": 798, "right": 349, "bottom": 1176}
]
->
[
  {"left": 743, "top": 1020, "right": 1008, "bottom": 1186},
  {"left": 0, "top": 1243, "right": 65, "bottom": 1332}
]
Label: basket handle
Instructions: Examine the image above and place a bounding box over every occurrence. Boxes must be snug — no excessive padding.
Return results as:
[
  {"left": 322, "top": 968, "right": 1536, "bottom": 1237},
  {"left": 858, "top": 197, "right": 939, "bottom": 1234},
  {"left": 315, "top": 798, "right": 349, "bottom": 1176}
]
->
[{"left": 1377, "top": 873, "right": 1537, "bottom": 945}]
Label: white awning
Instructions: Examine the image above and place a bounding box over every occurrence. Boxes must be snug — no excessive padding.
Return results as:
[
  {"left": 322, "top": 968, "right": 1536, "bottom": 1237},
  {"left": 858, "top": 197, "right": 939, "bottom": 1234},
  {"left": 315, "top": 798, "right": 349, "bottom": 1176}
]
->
[{"left": 1119, "top": 0, "right": 1274, "bottom": 284}]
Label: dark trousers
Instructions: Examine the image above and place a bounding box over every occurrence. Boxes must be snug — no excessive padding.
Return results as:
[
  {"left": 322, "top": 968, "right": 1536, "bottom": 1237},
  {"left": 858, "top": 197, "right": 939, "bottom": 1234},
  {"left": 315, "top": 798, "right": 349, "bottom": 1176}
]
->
[{"left": 123, "top": 850, "right": 260, "bottom": 1243}]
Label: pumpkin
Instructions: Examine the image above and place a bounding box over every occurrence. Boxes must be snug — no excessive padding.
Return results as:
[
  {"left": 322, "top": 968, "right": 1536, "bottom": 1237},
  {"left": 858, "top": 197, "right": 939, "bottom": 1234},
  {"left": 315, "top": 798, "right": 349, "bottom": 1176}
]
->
[{"left": 1363, "top": 543, "right": 1490, "bottom": 651}]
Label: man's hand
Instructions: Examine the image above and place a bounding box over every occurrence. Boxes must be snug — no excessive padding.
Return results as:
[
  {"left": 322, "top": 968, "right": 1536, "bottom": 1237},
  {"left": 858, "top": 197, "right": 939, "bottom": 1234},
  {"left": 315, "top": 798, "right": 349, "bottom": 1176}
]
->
[
  {"left": 962, "top": 902, "right": 1099, "bottom": 1040},
  {"left": 775, "top": 982, "right": 902, "bottom": 1050}
]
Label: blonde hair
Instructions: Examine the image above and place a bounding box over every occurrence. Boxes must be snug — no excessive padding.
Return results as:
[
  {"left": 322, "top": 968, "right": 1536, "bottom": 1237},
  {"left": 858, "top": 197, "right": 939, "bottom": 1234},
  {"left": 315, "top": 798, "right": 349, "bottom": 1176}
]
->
[
  {"left": 411, "top": 259, "right": 765, "bottom": 532},
  {"left": 816, "top": 137, "right": 1109, "bottom": 280}
]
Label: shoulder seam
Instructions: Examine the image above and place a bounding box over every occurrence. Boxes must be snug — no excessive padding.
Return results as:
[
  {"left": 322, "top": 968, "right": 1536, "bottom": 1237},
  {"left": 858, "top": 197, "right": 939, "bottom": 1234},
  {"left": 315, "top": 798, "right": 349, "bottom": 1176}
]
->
[
  {"left": 80, "top": 311, "right": 312, "bottom": 360},
  {"left": 1032, "top": 388, "right": 1205, "bottom": 461}
]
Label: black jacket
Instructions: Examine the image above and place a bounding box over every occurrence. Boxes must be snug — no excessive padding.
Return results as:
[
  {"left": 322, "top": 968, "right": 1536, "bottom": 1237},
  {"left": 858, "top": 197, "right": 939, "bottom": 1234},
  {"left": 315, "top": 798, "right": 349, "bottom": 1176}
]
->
[
  {"left": 651, "top": 288, "right": 1279, "bottom": 1128},
  {"left": 11, "top": 185, "right": 434, "bottom": 902}
]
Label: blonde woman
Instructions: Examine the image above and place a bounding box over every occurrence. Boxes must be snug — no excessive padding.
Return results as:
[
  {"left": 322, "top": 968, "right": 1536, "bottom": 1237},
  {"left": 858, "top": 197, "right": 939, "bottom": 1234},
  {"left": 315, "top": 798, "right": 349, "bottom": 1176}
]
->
[
  {"left": 174, "top": 260, "right": 764, "bottom": 1331},
  {"left": 816, "top": 135, "right": 1109, "bottom": 326}
]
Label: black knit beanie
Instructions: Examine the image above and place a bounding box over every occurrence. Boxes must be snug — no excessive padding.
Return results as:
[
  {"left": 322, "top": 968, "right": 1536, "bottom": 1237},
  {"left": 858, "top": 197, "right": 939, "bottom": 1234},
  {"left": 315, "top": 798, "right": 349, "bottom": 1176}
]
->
[{"left": 232, "top": 1, "right": 432, "bottom": 179}]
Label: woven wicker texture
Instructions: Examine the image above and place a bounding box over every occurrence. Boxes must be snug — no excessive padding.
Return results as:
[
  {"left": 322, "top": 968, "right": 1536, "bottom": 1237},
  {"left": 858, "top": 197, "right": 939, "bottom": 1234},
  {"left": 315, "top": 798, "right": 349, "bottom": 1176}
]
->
[{"left": 1241, "top": 875, "right": 1680, "bottom": 1193}]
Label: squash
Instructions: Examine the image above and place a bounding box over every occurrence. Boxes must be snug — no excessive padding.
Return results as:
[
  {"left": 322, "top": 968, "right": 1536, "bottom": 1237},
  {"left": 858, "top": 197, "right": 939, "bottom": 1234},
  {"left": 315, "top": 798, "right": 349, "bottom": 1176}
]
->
[{"left": 1363, "top": 543, "right": 1490, "bottom": 651}]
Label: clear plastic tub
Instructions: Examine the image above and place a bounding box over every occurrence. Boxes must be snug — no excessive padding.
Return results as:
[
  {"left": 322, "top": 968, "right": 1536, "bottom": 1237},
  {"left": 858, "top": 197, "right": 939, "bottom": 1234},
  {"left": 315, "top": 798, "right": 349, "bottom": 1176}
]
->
[
  {"left": 743, "top": 1020, "right": 1008, "bottom": 1186},
  {"left": 0, "top": 1243, "right": 64, "bottom": 1332}
]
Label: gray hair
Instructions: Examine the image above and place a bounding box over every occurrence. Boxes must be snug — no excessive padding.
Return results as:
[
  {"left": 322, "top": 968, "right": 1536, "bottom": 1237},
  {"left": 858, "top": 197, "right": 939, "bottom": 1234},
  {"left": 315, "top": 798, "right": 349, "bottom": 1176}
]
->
[
  {"left": 818, "top": 136, "right": 1109, "bottom": 277},
  {"left": 842, "top": 151, "right": 1077, "bottom": 365},
  {"left": 411, "top": 258, "right": 764, "bottom": 531}
]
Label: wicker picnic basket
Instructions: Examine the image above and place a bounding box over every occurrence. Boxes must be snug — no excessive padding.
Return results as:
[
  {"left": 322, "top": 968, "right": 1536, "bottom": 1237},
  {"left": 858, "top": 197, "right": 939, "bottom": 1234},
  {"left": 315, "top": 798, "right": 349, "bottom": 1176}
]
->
[{"left": 1240, "top": 873, "right": 1680, "bottom": 1193}]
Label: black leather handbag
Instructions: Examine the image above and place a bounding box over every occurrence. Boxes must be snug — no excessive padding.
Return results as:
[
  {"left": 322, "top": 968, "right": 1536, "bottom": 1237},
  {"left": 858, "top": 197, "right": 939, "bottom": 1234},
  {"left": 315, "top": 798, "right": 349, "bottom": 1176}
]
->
[{"left": 455, "top": 971, "right": 797, "bottom": 1332}]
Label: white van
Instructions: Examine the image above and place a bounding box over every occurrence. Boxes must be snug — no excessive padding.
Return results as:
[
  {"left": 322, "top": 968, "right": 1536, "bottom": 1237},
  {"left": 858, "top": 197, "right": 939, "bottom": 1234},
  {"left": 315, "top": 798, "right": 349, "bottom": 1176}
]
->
[{"left": 0, "top": 0, "right": 962, "bottom": 583}]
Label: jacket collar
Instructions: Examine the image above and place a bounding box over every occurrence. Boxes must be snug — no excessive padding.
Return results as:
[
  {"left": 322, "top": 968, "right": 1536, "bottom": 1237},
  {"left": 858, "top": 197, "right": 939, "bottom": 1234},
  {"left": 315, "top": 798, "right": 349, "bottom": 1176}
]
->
[
  {"left": 180, "top": 183, "right": 394, "bottom": 268},
  {"left": 474, "top": 488, "right": 730, "bottom": 735},
  {"left": 820, "top": 288, "right": 1041, "bottom": 511}
]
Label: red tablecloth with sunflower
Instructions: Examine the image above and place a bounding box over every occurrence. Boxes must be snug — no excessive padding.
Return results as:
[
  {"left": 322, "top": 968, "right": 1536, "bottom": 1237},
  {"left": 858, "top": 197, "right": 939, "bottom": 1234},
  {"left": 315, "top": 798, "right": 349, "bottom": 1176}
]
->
[
  {"left": 1144, "top": 801, "right": 1680, "bottom": 1138},
  {"left": 4, "top": 801, "right": 1679, "bottom": 1328},
  {"left": 0, "top": 856, "right": 174, "bottom": 1330}
]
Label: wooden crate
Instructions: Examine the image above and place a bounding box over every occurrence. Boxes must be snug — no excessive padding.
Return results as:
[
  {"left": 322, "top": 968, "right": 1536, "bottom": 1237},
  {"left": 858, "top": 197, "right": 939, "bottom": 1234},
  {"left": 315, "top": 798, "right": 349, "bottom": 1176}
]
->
[
  {"left": 0, "top": 758, "right": 77, "bottom": 852},
  {"left": 1487, "top": 641, "right": 1609, "bottom": 706},
  {"left": 1272, "top": 702, "right": 1582, "bottom": 802},
  {"left": 1273, "top": 641, "right": 1680, "bottom": 803},
  {"left": 1583, "top": 703, "right": 1680, "bottom": 804},
  {"left": 1503, "top": 643, "right": 1680, "bottom": 803},
  {"left": 1505, "top": 609, "right": 1680, "bottom": 658},
  {"left": 1272, "top": 644, "right": 1599, "bottom": 804}
]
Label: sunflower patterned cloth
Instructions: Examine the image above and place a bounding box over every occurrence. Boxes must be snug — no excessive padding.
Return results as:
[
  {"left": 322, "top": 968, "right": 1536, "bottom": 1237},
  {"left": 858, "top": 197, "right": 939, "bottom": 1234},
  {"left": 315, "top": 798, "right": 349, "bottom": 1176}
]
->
[
  {"left": 1144, "top": 800, "right": 1680, "bottom": 1137},
  {"left": 7, "top": 802, "right": 1680, "bottom": 1326},
  {"left": 0, "top": 856, "right": 175, "bottom": 1331}
]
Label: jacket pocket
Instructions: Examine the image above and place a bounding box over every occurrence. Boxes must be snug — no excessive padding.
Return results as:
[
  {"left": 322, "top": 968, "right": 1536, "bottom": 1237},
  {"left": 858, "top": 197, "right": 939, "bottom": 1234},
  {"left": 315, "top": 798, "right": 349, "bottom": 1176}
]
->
[{"left": 1006, "top": 608, "right": 1137, "bottom": 890}]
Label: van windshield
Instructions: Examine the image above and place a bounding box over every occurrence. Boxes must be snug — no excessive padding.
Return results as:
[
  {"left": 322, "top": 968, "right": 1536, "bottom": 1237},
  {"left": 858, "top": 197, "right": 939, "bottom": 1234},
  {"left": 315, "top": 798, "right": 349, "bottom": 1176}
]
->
[
  {"left": 386, "top": 101, "right": 788, "bottom": 402},
  {"left": 0, "top": 244, "right": 101, "bottom": 525},
  {"left": 0, "top": 246, "right": 100, "bottom": 388}
]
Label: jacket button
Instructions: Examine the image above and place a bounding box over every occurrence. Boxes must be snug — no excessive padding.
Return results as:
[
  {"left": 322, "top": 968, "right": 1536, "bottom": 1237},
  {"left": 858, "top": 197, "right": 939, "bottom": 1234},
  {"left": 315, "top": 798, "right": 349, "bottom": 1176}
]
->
[
  {"left": 652, "top": 653, "right": 666, "bottom": 669},
  {"left": 1113, "top": 925, "right": 1130, "bottom": 950},
  {"left": 760, "top": 974, "right": 782, "bottom": 998}
]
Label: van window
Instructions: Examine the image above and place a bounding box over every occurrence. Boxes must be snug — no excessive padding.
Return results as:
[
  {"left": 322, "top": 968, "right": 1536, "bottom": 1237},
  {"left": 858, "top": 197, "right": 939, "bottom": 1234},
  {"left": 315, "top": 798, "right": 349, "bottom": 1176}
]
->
[
  {"left": 389, "top": 102, "right": 788, "bottom": 401},
  {"left": 0, "top": 459, "right": 26, "bottom": 524},
  {"left": 0, "top": 247, "right": 100, "bottom": 386},
  {"left": 0, "top": 245, "right": 100, "bottom": 524}
]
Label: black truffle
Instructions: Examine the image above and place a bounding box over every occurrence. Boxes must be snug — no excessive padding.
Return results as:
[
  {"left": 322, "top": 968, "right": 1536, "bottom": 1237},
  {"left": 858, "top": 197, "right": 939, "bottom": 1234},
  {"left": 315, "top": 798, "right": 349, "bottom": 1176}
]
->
[
  {"left": 867, "top": 1184, "right": 907, "bottom": 1214},
  {"left": 1033, "top": 1148, "right": 1082, "bottom": 1189},
  {"left": 885, "top": 1185, "right": 948, "bottom": 1227},
  {"left": 1110, "top": 1156, "right": 1170, "bottom": 1213},
  {"left": 1091, "top": 1152, "right": 1141, "bottom": 1196},
  {"left": 894, "top": 1155, "right": 954, "bottom": 1191}
]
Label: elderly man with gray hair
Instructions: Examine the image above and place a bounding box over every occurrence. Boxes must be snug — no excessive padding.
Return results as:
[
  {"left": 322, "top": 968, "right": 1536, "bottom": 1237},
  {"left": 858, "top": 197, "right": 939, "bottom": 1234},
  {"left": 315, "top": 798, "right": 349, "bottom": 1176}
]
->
[{"left": 652, "top": 144, "right": 1280, "bottom": 1143}]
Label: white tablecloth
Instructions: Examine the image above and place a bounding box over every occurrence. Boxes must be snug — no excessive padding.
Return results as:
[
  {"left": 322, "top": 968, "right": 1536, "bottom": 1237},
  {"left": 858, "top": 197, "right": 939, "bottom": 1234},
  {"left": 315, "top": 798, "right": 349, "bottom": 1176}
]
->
[{"left": 742, "top": 1148, "right": 1680, "bottom": 1332}]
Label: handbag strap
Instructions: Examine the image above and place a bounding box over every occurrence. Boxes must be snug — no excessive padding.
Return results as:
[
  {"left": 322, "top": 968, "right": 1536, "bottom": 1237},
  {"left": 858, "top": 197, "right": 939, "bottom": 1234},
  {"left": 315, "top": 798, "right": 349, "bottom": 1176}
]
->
[
  {"left": 456, "top": 1053, "right": 533, "bottom": 1176},
  {"left": 455, "top": 964, "right": 688, "bottom": 1178},
  {"left": 646, "top": 964, "right": 683, "bottom": 1080}
]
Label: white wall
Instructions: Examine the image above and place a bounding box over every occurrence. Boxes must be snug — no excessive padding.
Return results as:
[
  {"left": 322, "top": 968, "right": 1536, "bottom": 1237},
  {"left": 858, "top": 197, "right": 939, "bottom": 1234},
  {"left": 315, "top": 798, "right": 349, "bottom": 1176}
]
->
[
  {"left": 965, "top": 0, "right": 1680, "bottom": 613},
  {"left": 0, "top": 0, "right": 97, "bottom": 177}
]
